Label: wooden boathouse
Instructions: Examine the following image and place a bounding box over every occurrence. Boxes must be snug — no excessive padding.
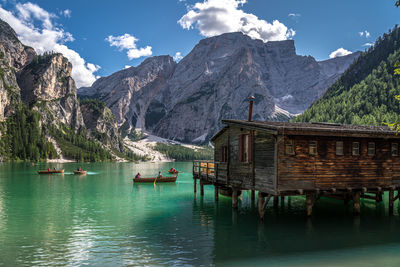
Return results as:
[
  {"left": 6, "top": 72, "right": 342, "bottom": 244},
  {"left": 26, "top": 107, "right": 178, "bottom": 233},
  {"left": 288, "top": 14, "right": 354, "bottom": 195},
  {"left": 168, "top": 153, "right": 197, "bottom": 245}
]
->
[{"left": 193, "top": 114, "right": 400, "bottom": 218}]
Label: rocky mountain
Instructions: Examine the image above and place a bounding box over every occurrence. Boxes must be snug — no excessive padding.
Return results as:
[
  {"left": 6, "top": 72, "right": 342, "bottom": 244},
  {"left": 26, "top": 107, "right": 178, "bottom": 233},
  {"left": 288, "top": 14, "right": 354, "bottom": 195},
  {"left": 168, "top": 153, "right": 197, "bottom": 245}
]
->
[
  {"left": 0, "top": 19, "right": 125, "bottom": 162},
  {"left": 80, "top": 32, "right": 360, "bottom": 143}
]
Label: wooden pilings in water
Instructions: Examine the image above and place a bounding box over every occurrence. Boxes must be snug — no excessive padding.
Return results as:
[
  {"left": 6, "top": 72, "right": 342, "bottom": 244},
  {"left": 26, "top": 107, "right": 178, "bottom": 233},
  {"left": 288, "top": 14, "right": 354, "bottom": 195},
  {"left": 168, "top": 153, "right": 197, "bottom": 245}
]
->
[
  {"left": 353, "top": 192, "right": 361, "bottom": 215},
  {"left": 232, "top": 188, "right": 238, "bottom": 209},
  {"left": 200, "top": 180, "right": 204, "bottom": 196},
  {"left": 193, "top": 178, "right": 197, "bottom": 193},
  {"left": 306, "top": 194, "right": 315, "bottom": 217},
  {"left": 258, "top": 192, "right": 271, "bottom": 220},
  {"left": 214, "top": 186, "right": 219, "bottom": 201},
  {"left": 389, "top": 189, "right": 394, "bottom": 215}
]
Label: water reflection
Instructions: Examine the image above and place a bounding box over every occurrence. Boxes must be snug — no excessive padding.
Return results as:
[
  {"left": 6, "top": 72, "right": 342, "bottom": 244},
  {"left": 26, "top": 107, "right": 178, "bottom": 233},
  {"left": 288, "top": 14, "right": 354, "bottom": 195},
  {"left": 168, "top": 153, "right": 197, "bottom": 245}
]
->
[{"left": 1, "top": 162, "right": 400, "bottom": 266}]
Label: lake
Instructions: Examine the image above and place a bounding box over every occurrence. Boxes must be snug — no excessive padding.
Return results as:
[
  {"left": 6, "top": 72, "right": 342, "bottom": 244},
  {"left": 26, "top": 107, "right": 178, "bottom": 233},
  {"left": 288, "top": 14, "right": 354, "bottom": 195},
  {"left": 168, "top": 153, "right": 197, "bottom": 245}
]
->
[{"left": 1, "top": 162, "right": 400, "bottom": 266}]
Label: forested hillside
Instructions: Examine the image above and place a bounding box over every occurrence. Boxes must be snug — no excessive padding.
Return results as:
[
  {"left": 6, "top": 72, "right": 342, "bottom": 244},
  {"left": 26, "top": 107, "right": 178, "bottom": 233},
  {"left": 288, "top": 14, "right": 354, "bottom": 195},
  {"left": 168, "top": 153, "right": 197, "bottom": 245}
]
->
[{"left": 294, "top": 26, "right": 400, "bottom": 125}]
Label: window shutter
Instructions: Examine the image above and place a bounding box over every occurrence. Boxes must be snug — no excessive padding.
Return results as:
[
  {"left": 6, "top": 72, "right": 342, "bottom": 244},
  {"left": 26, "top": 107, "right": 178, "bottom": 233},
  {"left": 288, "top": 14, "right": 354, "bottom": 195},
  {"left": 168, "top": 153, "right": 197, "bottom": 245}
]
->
[
  {"left": 248, "top": 132, "right": 254, "bottom": 162},
  {"left": 238, "top": 135, "right": 243, "bottom": 162}
]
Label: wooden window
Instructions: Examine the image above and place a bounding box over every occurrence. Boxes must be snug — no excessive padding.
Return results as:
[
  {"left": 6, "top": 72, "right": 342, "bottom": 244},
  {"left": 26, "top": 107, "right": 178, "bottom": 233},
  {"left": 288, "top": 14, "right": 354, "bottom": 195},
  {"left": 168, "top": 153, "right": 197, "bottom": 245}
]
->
[
  {"left": 309, "top": 141, "right": 317, "bottom": 155},
  {"left": 368, "top": 142, "right": 375, "bottom": 156},
  {"left": 285, "top": 140, "right": 295, "bottom": 155},
  {"left": 352, "top": 142, "right": 360, "bottom": 156},
  {"left": 238, "top": 134, "right": 253, "bottom": 162},
  {"left": 219, "top": 146, "right": 228, "bottom": 162},
  {"left": 336, "top": 141, "right": 344, "bottom": 155},
  {"left": 392, "top": 143, "right": 398, "bottom": 156}
]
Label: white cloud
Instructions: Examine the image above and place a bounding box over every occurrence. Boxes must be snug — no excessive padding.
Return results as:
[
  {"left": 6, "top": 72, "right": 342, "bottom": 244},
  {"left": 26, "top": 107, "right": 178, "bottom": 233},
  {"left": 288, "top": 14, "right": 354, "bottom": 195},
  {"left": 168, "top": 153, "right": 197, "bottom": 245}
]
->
[
  {"left": 288, "top": 13, "right": 300, "bottom": 18},
  {"left": 0, "top": 2, "right": 99, "bottom": 87},
  {"left": 329, "top": 48, "right": 352, "bottom": 59},
  {"left": 178, "top": 0, "right": 295, "bottom": 42},
  {"left": 359, "top": 30, "right": 370, "bottom": 38},
  {"left": 106, "top": 33, "right": 152, "bottom": 60},
  {"left": 62, "top": 9, "right": 71, "bottom": 18},
  {"left": 173, "top": 52, "right": 183, "bottom": 61},
  {"left": 362, "top": 42, "right": 373, "bottom": 47},
  {"left": 124, "top": 65, "right": 131, "bottom": 69}
]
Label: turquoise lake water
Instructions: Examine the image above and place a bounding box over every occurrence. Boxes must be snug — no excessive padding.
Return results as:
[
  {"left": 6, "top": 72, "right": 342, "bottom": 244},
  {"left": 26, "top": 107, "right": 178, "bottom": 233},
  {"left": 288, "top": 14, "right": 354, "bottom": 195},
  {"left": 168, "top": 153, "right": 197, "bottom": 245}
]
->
[{"left": 1, "top": 162, "right": 400, "bottom": 266}]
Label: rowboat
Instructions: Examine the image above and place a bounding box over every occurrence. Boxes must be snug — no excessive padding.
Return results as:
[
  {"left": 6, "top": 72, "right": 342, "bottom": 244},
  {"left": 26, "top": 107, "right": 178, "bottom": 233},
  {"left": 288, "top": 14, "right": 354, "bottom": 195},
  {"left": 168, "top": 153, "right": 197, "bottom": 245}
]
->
[
  {"left": 133, "top": 176, "right": 177, "bottom": 183},
  {"left": 219, "top": 187, "right": 242, "bottom": 197},
  {"left": 38, "top": 170, "right": 64, "bottom": 174},
  {"left": 168, "top": 170, "right": 179, "bottom": 174},
  {"left": 74, "top": 170, "right": 87, "bottom": 175}
]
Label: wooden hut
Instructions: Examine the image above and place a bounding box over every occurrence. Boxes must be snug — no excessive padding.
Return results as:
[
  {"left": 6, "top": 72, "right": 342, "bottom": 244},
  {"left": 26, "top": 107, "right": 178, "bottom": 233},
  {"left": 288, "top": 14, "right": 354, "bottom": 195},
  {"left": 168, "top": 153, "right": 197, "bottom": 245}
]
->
[{"left": 195, "top": 119, "right": 400, "bottom": 218}]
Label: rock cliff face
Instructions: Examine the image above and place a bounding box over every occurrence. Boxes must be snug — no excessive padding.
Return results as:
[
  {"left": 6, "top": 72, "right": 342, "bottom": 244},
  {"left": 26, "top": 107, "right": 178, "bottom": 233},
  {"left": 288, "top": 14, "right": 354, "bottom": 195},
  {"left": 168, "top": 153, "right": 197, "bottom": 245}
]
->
[
  {"left": 80, "top": 32, "right": 360, "bottom": 143},
  {"left": 17, "top": 53, "right": 84, "bottom": 129},
  {"left": 80, "top": 100, "right": 122, "bottom": 151},
  {"left": 0, "top": 19, "right": 35, "bottom": 121}
]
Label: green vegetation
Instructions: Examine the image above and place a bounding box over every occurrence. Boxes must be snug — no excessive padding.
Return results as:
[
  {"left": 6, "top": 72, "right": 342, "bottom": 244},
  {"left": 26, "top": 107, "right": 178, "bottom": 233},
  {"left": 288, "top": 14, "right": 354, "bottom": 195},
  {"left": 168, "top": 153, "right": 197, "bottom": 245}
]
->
[
  {"left": 0, "top": 105, "right": 57, "bottom": 161},
  {"left": 294, "top": 25, "right": 400, "bottom": 126},
  {"left": 154, "top": 143, "right": 213, "bottom": 161},
  {"left": 79, "top": 98, "right": 107, "bottom": 117},
  {"left": 49, "top": 125, "right": 112, "bottom": 162}
]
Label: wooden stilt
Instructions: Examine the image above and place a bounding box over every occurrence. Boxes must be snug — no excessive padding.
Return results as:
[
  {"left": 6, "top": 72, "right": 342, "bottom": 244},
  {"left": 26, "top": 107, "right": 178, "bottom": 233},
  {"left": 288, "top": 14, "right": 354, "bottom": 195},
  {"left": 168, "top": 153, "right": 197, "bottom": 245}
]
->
[
  {"left": 344, "top": 193, "right": 350, "bottom": 205},
  {"left": 258, "top": 192, "right": 265, "bottom": 220},
  {"left": 377, "top": 192, "right": 383, "bottom": 203},
  {"left": 353, "top": 192, "right": 361, "bottom": 215},
  {"left": 280, "top": 196, "right": 285, "bottom": 205},
  {"left": 251, "top": 190, "right": 255, "bottom": 202},
  {"left": 194, "top": 179, "right": 197, "bottom": 193},
  {"left": 200, "top": 180, "right": 204, "bottom": 196},
  {"left": 232, "top": 188, "right": 238, "bottom": 209},
  {"left": 214, "top": 185, "right": 219, "bottom": 201},
  {"left": 273, "top": 196, "right": 279, "bottom": 207},
  {"left": 389, "top": 189, "right": 394, "bottom": 215},
  {"left": 306, "top": 194, "right": 315, "bottom": 217}
]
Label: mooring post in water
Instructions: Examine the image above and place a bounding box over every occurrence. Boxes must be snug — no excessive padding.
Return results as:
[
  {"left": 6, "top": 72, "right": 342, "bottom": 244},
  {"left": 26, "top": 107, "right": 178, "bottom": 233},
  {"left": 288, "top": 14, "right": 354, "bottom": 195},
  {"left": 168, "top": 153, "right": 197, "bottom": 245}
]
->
[
  {"left": 389, "top": 189, "right": 394, "bottom": 215},
  {"left": 280, "top": 196, "right": 285, "bottom": 205},
  {"left": 214, "top": 185, "right": 219, "bottom": 201},
  {"left": 258, "top": 192, "right": 265, "bottom": 220},
  {"left": 232, "top": 188, "right": 238, "bottom": 209},
  {"left": 353, "top": 192, "right": 361, "bottom": 215},
  {"left": 251, "top": 190, "right": 255, "bottom": 203},
  {"left": 306, "top": 194, "right": 315, "bottom": 217},
  {"left": 200, "top": 180, "right": 204, "bottom": 196},
  {"left": 273, "top": 196, "right": 279, "bottom": 208},
  {"left": 193, "top": 178, "right": 197, "bottom": 193}
]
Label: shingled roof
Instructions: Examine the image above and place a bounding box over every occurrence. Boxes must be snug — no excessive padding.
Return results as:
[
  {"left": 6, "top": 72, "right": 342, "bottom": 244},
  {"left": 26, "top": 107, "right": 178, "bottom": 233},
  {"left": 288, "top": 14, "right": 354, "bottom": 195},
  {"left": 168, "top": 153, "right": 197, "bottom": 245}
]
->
[{"left": 211, "top": 119, "right": 400, "bottom": 141}]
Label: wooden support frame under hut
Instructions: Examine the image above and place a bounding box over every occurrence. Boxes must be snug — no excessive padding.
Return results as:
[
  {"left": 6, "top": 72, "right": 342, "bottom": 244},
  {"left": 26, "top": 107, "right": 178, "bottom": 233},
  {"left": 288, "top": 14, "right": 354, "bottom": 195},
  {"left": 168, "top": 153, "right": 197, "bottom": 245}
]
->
[{"left": 193, "top": 96, "right": 400, "bottom": 219}]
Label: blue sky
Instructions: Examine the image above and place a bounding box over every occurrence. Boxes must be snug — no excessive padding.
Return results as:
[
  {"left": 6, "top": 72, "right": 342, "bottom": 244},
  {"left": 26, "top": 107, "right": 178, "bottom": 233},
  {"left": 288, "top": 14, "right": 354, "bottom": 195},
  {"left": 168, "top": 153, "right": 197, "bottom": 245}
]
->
[{"left": 0, "top": 0, "right": 398, "bottom": 87}]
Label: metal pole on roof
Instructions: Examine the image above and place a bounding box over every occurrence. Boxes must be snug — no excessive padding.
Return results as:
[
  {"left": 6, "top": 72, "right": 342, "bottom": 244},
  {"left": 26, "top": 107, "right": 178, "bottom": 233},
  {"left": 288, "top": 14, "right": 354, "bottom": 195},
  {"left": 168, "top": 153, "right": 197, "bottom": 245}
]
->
[{"left": 248, "top": 96, "right": 255, "bottom": 122}]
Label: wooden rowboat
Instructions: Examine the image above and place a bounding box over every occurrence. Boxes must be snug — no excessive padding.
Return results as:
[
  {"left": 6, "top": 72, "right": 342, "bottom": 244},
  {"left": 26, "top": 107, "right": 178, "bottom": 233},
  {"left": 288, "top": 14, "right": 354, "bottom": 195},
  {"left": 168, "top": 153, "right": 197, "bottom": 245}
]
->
[
  {"left": 168, "top": 170, "right": 179, "bottom": 174},
  {"left": 133, "top": 176, "right": 177, "bottom": 183},
  {"left": 38, "top": 170, "right": 64, "bottom": 174},
  {"left": 74, "top": 170, "right": 87, "bottom": 175}
]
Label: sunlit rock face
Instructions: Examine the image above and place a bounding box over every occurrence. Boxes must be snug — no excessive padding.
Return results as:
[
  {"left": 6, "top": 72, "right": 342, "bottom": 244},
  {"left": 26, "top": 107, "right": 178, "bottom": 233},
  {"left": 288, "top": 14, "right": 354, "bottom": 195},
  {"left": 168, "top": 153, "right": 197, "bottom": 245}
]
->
[{"left": 80, "top": 32, "right": 360, "bottom": 144}]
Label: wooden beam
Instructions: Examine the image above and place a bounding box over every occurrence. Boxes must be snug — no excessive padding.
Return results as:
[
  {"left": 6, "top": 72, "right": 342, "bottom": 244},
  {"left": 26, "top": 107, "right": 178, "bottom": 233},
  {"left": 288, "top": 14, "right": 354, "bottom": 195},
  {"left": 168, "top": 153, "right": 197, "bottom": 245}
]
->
[
  {"left": 297, "top": 189, "right": 304, "bottom": 195},
  {"left": 362, "top": 187, "right": 367, "bottom": 193},
  {"left": 251, "top": 190, "right": 255, "bottom": 203},
  {"left": 194, "top": 178, "right": 197, "bottom": 193},
  {"left": 353, "top": 192, "right": 361, "bottom": 215},
  {"left": 306, "top": 194, "right": 315, "bottom": 217},
  {"left": 232, "top": 188, "right": 238, "bottom": 209},
  {"left": 214, "top": 186, "right": 219, "bottom": 201},
  {"left": 389, "top": 189, "right": 394, "bottom": 215},
  {"left": 273, "top": 196, "right": 279, "bottom": 208},
  {"left": 200, "top": 180, "right": 204, "bottom": 196},
  {"left": 258, "top": 192, "right": 265, "bottom": 220},
  {"left": 331, "top": 188, "right": 337, "bottom": 193}
]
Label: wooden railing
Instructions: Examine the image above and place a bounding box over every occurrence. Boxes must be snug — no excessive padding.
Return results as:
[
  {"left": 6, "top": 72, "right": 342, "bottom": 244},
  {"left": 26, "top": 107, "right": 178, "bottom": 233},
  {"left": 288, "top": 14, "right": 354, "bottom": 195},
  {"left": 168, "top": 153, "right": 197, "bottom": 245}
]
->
[{"left": 193, "top": 160, "right": 215, "bottom": 179}]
